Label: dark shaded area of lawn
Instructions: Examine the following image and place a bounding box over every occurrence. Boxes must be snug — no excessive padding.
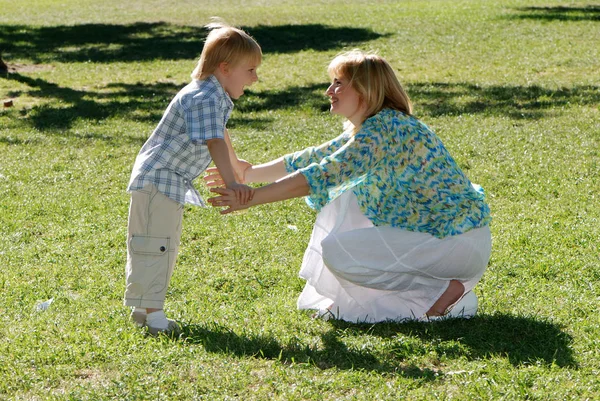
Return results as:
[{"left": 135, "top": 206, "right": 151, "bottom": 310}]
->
[
  {"left": 3, "top": 19, "right": 598, "bottom": 136},
  {"left": 6, "top": 71, "right": 598, "bottom": 136},
  {"left": 0, "top": 22, "right": 385, "bottom": 63},
  {"left": 511, "top": 5, "right": 600, "bottom": 21},
  {"left": 407, "top": 82, "right": 600, "bottom": 119}
]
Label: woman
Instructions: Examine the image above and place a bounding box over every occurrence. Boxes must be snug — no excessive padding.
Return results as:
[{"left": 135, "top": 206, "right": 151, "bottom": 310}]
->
[{"left": 207, "top": 51, "right": 492, "bottom": 323}]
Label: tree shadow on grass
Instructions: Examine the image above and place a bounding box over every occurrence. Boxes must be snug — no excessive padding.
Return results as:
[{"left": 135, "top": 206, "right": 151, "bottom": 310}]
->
[
  {"left": 6, "top": 72, "right": 274, "bottom": 136},
  {"left": 5, "top": 71, "right": 599, "bottom": 136},
  {"left": 5, "top": 71, "right": 326, "bottom": 134},
  {"left": 237, "top": 81, "right": 600, "bottom": 119},
  {"left": 234, "top": 83, "right": 330, "bottom": 114},
  {"left": 177, "top": 313, "right": 576, "bottom": 377},
  {"left": 0, "top": 22, "right": 385, "bottom": 64},
  {"left": 408, "top": 82, "right": 600, "bottom": 119},
  {"left": 3, "top": 72, "right": 297, "bottom": 134},
  {"left": 4, "top": 72, "right": 178, "bottom": 141},
  {"left": 510, "top": 5, "right": 600, "bottom": 22}
]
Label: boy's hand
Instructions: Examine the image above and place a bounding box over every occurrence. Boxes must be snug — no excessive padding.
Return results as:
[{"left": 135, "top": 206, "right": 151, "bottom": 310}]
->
[{"left": 227, "top": 182, "right": 254, "bottom": 205}]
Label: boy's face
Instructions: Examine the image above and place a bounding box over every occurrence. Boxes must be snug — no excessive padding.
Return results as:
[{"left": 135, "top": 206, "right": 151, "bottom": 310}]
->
[{"left": 220, "top": 60, "right": 260, "bottom": 99}]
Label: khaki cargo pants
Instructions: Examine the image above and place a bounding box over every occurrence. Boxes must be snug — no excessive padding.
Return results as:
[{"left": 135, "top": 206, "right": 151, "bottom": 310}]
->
[{"left": 124, "top": 184, "right": 183, "bottom": 309}]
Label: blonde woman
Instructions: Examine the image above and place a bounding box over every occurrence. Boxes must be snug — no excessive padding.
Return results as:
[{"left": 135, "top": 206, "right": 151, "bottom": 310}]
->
[{"left": 207, "top": 51, "right": 492, "bottom": 323}]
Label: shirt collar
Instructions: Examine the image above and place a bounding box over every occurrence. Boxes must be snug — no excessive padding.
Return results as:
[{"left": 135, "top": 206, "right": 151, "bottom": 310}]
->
[{"left": 206, "top": 74, "right": 234, "bottom": 109}]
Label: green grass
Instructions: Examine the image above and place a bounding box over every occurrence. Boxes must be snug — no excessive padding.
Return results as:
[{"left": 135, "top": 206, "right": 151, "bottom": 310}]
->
[{"left": 1, "top": 0, "right": 599, "bottom": 399}]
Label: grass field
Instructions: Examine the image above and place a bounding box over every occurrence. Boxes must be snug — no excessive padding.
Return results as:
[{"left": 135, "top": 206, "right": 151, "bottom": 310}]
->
[{"left": 1, "top": 0, "right": 599, "bottom": 399}]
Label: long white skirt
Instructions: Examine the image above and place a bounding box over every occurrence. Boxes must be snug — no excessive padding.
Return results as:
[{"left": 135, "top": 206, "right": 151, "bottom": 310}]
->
[{"left": 297, "top": 191, "right": 492, "bottom": 323}]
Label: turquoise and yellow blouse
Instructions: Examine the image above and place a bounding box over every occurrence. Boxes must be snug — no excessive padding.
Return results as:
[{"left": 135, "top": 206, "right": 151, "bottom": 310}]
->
[{"left": 283, "top": 108, "right": 491, "bottom": 239}]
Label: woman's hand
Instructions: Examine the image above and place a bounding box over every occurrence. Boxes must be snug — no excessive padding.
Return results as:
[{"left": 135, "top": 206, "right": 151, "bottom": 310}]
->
[
  {"left": 208, "top": 187, "right": 247, "bottom": 214},
  {"left": 234, "top": 159, "right": 252, "bottom": 183},
  {"left": 204, "top": 167, "right": 225, "bottom": 188}
]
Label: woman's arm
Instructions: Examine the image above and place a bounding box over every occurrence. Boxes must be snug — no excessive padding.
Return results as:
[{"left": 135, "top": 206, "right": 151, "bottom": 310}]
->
[
  {"left": 208, "top": 115, "right": 390, "bottom": 213},
  {"left": 204, "top": 156, "right": 288, "bottom": 187},
  {"left": 244, "top": 157, "right": 288, "bottom": 183},
  {"left": 205, "top": 131, "right": 351, "bottom": 187},
  {"left": 284, "top": 131, "right": 349, "bottom": 171},
  {"left": 208, "top": 172, "right": 309, "bottom": 214}
]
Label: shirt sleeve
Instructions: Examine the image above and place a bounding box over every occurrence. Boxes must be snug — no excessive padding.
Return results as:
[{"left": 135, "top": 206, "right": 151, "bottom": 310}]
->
[
  {"left": 184, "top": 97, "right": 225, "bottom": 144},
  {"left": 283, "top": 131, "right": 351, "bottom": 173},
  {"left": 298, "top": 115, "right": 390, "bottom": 210}
]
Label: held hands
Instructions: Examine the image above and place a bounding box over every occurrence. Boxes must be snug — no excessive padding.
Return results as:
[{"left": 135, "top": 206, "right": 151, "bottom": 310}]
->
[
  {"left": 227, "top": 182, "right": 254, "bottom": 205},
  {"left": 204, "top": 160, "right": 254, "bottom": 209},
  {"left": 207, "top": 187, "right": 246, "bottom": 214}
]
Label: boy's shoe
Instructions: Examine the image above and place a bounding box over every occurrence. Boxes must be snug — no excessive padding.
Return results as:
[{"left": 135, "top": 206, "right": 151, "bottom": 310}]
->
[
  {"left": 146, "top": 319, "right": 180, "bottom": 336},
  {"left": 130, "top": 310, "right": 180, "bottom": 336},
  {"left": 130, "top": 309, "right": 147, "bottom": 327}
]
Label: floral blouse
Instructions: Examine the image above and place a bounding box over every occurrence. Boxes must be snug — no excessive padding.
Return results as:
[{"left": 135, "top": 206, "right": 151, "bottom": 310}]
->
[{"left": 283, "top": 108, "right": 491, "bottom": 238}]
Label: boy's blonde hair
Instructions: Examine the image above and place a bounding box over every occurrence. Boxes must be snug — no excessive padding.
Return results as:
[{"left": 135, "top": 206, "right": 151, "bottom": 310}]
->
[
  {"left": 191, "top": 21, "right": 262, "bottom": 80},
  {"left": 328, "top": 50, "right": 412, "bottom": 127}
]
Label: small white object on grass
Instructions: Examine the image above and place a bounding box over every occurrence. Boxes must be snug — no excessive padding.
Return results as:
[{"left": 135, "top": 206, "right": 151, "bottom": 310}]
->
[{"left": 35, "top": 298, "right": 54, "bottom": 311}]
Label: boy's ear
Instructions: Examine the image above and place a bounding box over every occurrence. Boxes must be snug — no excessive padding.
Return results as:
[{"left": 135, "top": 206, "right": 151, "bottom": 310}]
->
[{"left": 217, "top": 62, "right": 230, "bottom": 76}]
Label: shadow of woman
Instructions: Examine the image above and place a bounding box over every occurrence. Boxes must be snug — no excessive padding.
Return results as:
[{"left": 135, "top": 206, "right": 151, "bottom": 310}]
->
[
  {"left": 329, "top": 312, "right": 577, "bottom": 368},
  {"left": 172, "top": 312, "right": 575, "bottom": 379},
  {"left": 176, "top": 321, "right": 437, "bottom": 380}
]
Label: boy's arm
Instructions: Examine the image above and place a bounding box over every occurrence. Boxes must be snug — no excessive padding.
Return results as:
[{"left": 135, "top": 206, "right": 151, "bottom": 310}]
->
[
  {"left": 224, "top": 129, "right": 251, "bottom": 183},
  {"left": 206, "top": 138, "right": 254, "bottom": 204},
  {"left": 206, "top": 138, "right": 237, "bottom": 187}
]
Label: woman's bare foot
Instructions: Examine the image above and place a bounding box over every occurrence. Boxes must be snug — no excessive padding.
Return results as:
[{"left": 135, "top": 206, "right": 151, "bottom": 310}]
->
[{"left": 426, "top": 280, "right": 465, "bottom": 317}]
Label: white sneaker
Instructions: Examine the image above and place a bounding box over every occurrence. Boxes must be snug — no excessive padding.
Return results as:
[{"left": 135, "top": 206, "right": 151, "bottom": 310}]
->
[
  {"left": 130, "top": 310, "right": 147, "bottom": 327},
  {"left": 146, "top": 319, "right": 180, "bottom": 336},
  {"left": 130, "top": 309, "right": 180, "bottom": 335}
]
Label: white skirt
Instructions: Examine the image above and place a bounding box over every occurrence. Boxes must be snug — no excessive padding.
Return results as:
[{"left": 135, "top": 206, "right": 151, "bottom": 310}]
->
[{"left": 297, "top": 191, "right": 492, "bottom": 323}]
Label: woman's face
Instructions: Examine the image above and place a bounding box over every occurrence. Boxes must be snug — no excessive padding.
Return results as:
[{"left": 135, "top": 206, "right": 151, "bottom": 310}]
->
[{"left": 326, "top": 76, "right": 366, "bottom": 125}]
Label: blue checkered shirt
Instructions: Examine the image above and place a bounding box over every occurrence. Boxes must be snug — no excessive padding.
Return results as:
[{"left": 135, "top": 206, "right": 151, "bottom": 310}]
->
[{"left": 127, "top": 75, "right": 234, "bottom": 206}]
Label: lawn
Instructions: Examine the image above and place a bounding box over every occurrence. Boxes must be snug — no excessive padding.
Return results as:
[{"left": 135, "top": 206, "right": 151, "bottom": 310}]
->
[{"left": 1, "top": 0, "right": 599, "bottom": 399}]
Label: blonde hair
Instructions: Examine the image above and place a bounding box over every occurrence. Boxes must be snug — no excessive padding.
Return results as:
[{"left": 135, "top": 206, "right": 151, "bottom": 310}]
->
[
  {"left": 328, "top": 50, "right": 412, "bottom": 128},
  {"left": 191, "top": 20, "right": 262, "bottom": 80}
]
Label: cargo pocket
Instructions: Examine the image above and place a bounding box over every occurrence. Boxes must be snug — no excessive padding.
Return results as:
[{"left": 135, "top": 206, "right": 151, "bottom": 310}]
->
[
  {"left": 127, "top": 235, "right": 171, "bottom": 298},
  {"left": 130, "top": 235, "right": 169, "bottom": 256}
]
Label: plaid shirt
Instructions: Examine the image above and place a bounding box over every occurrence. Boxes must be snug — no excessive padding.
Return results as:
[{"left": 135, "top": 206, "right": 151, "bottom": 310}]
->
[{"left": 127, "top": 75, "right": 234, "bottom": 206}]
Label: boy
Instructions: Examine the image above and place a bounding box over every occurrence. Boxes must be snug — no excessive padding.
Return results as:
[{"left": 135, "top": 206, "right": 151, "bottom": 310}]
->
[{"left": 124, "top": 22, "right": 260, "bottom": 335}]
